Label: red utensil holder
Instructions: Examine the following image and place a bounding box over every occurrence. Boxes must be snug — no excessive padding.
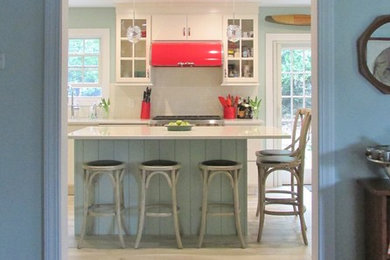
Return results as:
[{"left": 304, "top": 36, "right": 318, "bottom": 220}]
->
[
  {"left": 140, "top": 101, "right": 150, "bottom": 119},
  {"left": 223, "top": 107, "right": 236, "bottom": 119}
]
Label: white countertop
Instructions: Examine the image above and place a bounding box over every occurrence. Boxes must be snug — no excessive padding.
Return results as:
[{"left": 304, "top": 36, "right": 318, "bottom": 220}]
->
[
  {"left": 68, "top": 118, "right": 150, "bottom": 125},
  {"left": 68, "top": 118, "right": 263, "bottom": 126},
  {"left": 68, "top": 125, "right": 289, "bottom": 140}
]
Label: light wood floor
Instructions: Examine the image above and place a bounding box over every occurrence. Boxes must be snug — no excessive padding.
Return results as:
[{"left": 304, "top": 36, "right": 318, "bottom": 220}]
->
[{"left": 68, "top": 187, "right": 312, "bottom": 260}]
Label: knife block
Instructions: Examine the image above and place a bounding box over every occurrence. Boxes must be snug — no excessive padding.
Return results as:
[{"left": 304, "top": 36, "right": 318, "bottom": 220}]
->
[{"left": 140, "top": 101, "right": 150, "bottom": 119}]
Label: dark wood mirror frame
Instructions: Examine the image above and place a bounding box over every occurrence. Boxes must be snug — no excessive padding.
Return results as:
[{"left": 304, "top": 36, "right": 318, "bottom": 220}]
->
[{"left": 358, "top": 15, "right": 390, "bottom": 94}]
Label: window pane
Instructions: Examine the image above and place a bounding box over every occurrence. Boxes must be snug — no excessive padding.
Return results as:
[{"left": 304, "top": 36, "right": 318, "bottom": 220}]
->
[
  {"left": 69, "top": 39, "right": 83, "bottom": 54},
  {"left": 84, "top": 69, "right": 99, "bottom": 83},
  {"left": 84, "top": 56, "right": 99, "bottom": 66},
  {"left": 304, "top": 50, "right": 312, "bottom": 71},
  {"left": 121, "top": 60, "right": 133, "bottom": 78},
  {"left": 84, "top": 39, "right": 100, "bottom": 54},
  {"left": 80, "top": 87, "right": 102, "bottom": 97},
  {"left": 293, "top": 98, "right": 304, "bottom": 114},
  {"left": 134, "top": 60, "right": 146, "bottom": 78},
  {"left": 305, "top": 97, "right": 312, "bottom": 108},
  {"left": 68, "top": 69, "right": 82, "bottom": 83},
  {"left": 134, "top": 40, "right": 146, "bottom": 58},
  {"left": 293, "top": 73, "right": 304, "bottom": 96},
  {"left": 305, "top": 74, "right": 312, "bottom": 95},
  {"left": 67, "top": 87, "right": 80, "bottom": 97},
  {"left": 68, "top": 56, "right": 83, "bottom": 67},
  {"left": 292, "top": 50, "right": 304, "bottom": 72},
  {"left": 281, "top": 73, "right": 291, "bottom": 96},
  {"left": 281, "top": 50, "right": 291, "bottom": 72},
  {"left": 121, "top": 40, "right": 133, "bottom": 57},
  {"left": 282, "top": 98, "right": 291, "bottom": 120}
]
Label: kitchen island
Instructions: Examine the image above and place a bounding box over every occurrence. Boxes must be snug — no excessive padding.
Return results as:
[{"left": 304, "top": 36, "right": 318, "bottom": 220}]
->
[{"left": 68, "top": 125, "right": 289, "bottom": 238}]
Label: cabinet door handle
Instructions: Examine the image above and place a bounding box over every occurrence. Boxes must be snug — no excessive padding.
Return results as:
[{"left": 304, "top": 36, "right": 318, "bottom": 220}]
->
[
  {"left": 224, "top": 69, "right": 227, "bottom": 78},
  {"left": 146, "top": 69, "right": 150, "bottom": 78},
  {"left": 187, "top": 27, "right": 191, "bottom": 37},
  {"left": 183, "top": 27, "right": 186, "bottom": 37}
]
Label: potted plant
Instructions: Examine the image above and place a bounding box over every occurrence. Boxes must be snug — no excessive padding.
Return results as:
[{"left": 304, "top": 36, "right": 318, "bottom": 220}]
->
[
  {"left": 249, "top": 97, "right": 261, "bottom": 119},
  {"left": 98, "top": 98, "right": 110, "bottom": 118}
]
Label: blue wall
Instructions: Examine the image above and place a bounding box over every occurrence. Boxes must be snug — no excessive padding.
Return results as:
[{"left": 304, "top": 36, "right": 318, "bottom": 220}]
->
[
  {"left": 326, "top": 0, "right": 390, "bottom": 259},
  {"left": 0, "top": 1, "right": 43, "bottom": 259}
]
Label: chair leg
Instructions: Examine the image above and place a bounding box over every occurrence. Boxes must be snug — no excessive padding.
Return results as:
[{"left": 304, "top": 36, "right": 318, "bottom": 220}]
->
[
  {"left": 78, "top": 170, "right": 90, "bottom": 249},
  {"left": 114, "top": 171, "right": 126, "bottom": 248},
  {"left": 233, "top": 170, "right": 246, "bottom": 248},
  {"left": 171, "top": 170, "right": 183, "bottom": 249},
  {"left": 291, "top": 174, "right": 298, "bottom": 214},
  {"left": 135, "top": 170, "right": 146, "bottom": 249},
  {"left": 256, "top": 168, "right": 261, "bottom": 217},
  {"left": 257, "top": 166, "right": 266, "bottom": 243},
  {"left": 198, "top": 169, "right": 209, "bottom": 248},
  {"left": 297, "top": 177, "right": 308, "bottom": 245}
]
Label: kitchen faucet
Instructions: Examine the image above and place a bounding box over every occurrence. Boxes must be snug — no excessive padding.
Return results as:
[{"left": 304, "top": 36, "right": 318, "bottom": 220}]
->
[{"left": 68, "top": 85, "right": 79, "bottom": 118}]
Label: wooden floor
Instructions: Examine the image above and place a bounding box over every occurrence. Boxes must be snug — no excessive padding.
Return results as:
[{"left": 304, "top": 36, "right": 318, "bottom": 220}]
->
[{"left": 68, "top": 187, "right": 312, "bottom": 260}]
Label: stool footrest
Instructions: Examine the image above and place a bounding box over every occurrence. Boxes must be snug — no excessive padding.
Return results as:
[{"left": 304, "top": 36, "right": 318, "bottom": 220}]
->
[
  {"left": 205, "top": 203, "right": 239, "bottom": 216},
  {"left": 88, "top": 203, "right": 124, "bottom": 217},
  {"left": 145, "top": 204, "right": 180, "bottom": 217}
]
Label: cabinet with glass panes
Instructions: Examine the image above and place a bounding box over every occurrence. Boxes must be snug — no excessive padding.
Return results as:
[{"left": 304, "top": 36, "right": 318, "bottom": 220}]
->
[
  {"left": 116, "top": 14, "right": 151, "bottom": 84},
  {"left": 222, "top": 15, "right": 258, "bottom": 86}
]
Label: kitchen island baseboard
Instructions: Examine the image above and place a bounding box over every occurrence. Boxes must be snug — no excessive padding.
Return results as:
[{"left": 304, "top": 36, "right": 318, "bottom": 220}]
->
[{"left": 74, "top": 139, "right": 247, "bottom": 236}]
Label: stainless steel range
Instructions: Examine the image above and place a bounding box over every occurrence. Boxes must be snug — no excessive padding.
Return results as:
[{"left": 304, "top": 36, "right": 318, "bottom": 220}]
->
[{"left": 149, "top": 115, "right": 224, "bottom": 126}]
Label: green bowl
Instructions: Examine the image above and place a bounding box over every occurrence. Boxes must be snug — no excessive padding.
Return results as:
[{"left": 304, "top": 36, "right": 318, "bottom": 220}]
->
[{"left": 166, "top": 125, "right": 193, "bottom": 131}]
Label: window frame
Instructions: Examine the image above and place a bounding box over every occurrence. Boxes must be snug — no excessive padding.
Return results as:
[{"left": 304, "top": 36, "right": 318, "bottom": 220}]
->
[{"left": 68, "top": 28, "right": 110, "bottom": 105}]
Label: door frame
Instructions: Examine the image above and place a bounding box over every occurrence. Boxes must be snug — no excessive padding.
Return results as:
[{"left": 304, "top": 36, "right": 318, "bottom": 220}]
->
[
  {"left": 42, "top": 0, "right": 337, "bottom": 259},
  {"left": 265, "top": 33, "right": 311, "bottom": 186}
]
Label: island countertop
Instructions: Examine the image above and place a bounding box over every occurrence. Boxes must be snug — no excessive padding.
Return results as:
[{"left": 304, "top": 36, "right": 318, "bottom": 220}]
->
[{"left": 68, "top": 125, "right": 289, "bottom": 140}]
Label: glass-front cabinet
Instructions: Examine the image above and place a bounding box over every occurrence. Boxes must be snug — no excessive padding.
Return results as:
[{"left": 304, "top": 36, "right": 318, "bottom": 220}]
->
[
  {"left": 222, "top": 15, "right": 258, "bottom": 86},
  {"left": 116, "top": 14, "right": 151, "bottom": 84}
]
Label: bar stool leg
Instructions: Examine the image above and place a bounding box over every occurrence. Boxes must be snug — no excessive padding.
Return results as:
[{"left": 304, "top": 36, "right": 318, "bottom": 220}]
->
[
  {"left": 171, "top": 169, "right": 183, "bottom": 249},
  {"left": 233, "top": 170, "right": 245, "bottom": 248},
  {"left": 135, "top": 170, "right": 146, "bottom": 249},
  {"left": 78, "top": 170, "right": 90, "bottom": 249},
  {"left": 198, "top": 169, "right": 209, "bottom": 248},
  {"left": 291, "top": 174, "right": 298, "bottom": 214},
  {"left": 114, "top": 170, "right": 125, "bottom": 248},
  {"left": 257, "top": 166, "right": 266, "bottom": 242},
  {"left": 256, "top": 170, "right": 261, "bottom": 217},
  {"left": 297, "top": 173, "right": 308, "bottom": 245}
]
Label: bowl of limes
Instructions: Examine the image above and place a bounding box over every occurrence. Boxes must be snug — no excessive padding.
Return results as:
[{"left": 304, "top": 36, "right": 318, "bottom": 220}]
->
[{"left": 166, "top": 120, "right": 192, "bottom": 131}]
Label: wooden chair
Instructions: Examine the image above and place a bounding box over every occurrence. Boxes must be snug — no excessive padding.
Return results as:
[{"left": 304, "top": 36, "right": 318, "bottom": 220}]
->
[
  {"left": 256, "top": 109, "right": 311, "bottom": 245},
  {"left": 255, "top": 108, "right": 311, "bottom": 216}
]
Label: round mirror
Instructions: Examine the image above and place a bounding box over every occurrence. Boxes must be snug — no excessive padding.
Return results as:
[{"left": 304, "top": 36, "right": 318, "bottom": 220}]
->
[{"left": 358, "top": 15, "right": 390, "bottom": 93}]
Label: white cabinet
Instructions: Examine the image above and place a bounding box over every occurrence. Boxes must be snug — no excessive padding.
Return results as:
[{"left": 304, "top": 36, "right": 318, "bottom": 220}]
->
[
  {"left": 222, "top": 15, "right": 258, "bottom": 86},
  {"left": 152, "top": 14, "right": 222, "bottom": 41},
  {"left": 116, "top": 14, "right": 152, "bottom": 84}
]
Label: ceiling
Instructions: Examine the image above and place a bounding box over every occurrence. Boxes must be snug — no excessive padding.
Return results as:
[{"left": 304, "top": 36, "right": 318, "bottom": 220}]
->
[{"left": 68, "top": 0, "right": 310, "bottom": 8}]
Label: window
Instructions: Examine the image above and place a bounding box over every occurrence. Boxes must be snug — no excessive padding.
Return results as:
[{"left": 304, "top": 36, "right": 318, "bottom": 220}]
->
[{"left": 68, "top": 29, "right": 109, "bottom": 105}]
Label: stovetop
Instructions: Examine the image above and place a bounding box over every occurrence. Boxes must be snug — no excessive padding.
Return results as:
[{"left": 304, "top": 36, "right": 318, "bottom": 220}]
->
[{"left": 150, "top": 115, "right": 224, "bottom": 126}]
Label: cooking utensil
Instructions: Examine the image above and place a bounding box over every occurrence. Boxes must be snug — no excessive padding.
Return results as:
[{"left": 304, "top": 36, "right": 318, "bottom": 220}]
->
[{"left": 218, "top": 96, "right": 227, "bottom": 107}]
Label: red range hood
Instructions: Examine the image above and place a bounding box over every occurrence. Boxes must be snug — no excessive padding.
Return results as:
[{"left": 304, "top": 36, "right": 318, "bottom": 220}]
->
[{"left": 151, "top": 41, "right": 223, "bottom": 67}]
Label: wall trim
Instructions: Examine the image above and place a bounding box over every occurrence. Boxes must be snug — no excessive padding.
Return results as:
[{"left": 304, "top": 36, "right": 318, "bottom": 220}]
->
[
  {"left": 315, "top": 0, "right": 336, "bottom": 259},
  {"left": 43, "top": 0, "right": 67, "bottom": 259}
]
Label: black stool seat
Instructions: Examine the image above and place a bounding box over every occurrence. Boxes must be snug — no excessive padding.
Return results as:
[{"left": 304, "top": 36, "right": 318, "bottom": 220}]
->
[
  {"left": 85, "top": 160, "right": 123, "bottom": 167},
  {"left": 141, "top": 160, "right": 178, "bottom": 167},
  {"left": 201, "top": 159, "right": 238, "bottom": 167}
]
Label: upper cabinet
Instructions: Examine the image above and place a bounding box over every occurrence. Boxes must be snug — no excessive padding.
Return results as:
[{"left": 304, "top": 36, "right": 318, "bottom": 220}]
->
[
  {"left": 222, "top": 15, "right": 258, "bottom": 86},
  {"left": 152, "top": 14, "right": 222, "bottom": 41},
  {"left": 116, "top": 14, "right": 152, "bottom": 84}
]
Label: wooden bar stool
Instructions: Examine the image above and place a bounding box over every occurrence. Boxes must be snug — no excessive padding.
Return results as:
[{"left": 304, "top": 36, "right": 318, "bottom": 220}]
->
[
  {"left": 78, "top": 160, "right": 127, "bottom": 249},
  {"left": 135, "top": 160, "right": 183, "bottom": 249},
  {"left": 198, "top": 160, "right": 246, "bottom": 248}
]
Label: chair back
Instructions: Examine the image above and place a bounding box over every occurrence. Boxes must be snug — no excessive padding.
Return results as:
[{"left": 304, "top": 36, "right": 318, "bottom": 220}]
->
[{"left": 289, "top": 108, "right": 312, "bottom": 159}]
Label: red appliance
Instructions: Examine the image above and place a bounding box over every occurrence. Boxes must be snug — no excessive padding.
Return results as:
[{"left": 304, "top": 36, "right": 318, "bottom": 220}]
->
[{"left": 151, "top": 41, "right": 223, "bottom": 67}]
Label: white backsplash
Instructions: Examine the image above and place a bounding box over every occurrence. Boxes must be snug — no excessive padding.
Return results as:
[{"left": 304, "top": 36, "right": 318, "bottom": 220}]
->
[{"left": 110, "top": 67, "right": 259, "bottom": 119}]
